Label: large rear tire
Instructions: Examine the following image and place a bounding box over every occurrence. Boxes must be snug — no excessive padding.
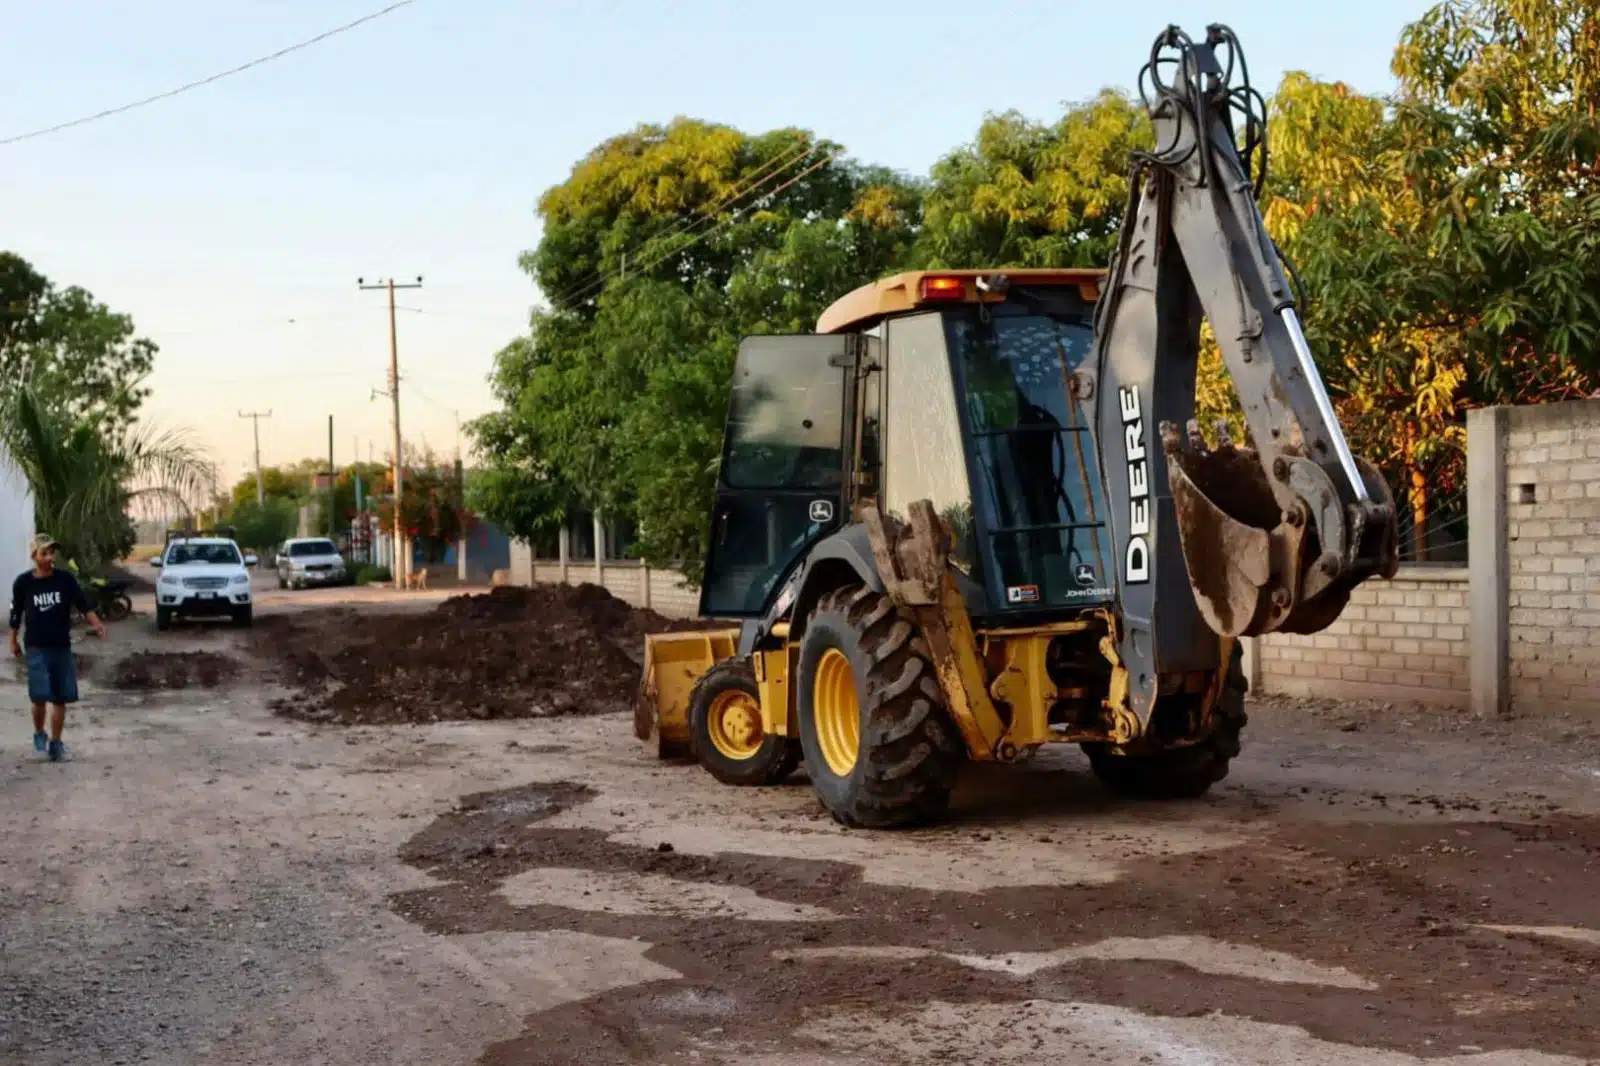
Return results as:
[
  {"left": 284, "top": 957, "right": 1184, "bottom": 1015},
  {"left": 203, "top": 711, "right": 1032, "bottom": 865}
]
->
[
  {"left": 796, "top": 585, "right": 962, "bottom": 828},
  {"left": 1083, "top": 643, "right": 1248, "bottom": 800},
  {"left": 687, "top": 659, "right": 801, "bottom": 786}
]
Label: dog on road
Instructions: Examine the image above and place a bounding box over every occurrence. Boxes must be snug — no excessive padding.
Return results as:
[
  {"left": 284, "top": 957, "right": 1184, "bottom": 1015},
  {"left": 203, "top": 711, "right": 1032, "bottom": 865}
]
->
[{"left": 406, "top": 568, "right": 429, "bottom": 591}]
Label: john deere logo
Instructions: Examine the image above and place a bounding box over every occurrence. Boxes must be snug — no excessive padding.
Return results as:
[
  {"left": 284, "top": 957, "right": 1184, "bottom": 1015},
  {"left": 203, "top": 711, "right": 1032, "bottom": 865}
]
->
[
  {"left": 809, "top": 500, "right": 834, "bottom": 523},
  {"left": 1074, "top": 563, "right": 1097, "bottom": 587}
]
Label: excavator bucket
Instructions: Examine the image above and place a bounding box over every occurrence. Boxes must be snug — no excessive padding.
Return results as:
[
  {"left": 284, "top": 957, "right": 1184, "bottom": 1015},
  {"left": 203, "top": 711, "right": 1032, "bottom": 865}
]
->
[
  {"left": 1166, "top": 425, "right": 1398, "bottom": 639},
  {"left": 634, "top": 628, "right": 740, "bottom": 759}
]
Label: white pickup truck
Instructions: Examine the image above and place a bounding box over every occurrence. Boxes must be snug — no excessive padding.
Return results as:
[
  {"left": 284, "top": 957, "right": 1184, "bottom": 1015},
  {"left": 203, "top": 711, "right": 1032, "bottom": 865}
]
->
[{"left": 150, "top": 534, "right": 258, "bottom": 630}]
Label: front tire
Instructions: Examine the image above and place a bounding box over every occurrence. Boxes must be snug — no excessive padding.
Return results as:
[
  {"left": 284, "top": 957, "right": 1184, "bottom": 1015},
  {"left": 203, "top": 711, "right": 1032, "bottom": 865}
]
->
[
  {"left": 155, "top": 607, "right": 172, "bottom": 632},
  {"left": 796, "top": 585, "right": 962, "bottom": 829},
  {"left": 1083, "top": 642, "right": 1248, "bottom": 800},
  {"left": 687, "top": 659, "right": 800, "bottom": 786},
  {"left": 231, "top": 605, "right": 253, "bottom": 629}
]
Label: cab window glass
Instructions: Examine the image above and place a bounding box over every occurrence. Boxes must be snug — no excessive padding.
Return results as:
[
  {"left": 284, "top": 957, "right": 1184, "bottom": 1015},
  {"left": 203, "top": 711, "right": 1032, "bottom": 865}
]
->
[{"left": 723, "top": 338, "right": 845, "bottom": 490}]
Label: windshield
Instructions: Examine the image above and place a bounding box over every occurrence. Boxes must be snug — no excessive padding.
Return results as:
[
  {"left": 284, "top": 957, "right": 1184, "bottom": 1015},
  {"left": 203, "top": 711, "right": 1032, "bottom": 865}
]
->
[
  {"left": 945, "top": 307, "right": 1114, "bottom": 609},
  {"left": 166, "top": 542, "right": 242, "bottom": 566},
  {"left": 289, "top": 540, "right": 338, "bottom": 557}
]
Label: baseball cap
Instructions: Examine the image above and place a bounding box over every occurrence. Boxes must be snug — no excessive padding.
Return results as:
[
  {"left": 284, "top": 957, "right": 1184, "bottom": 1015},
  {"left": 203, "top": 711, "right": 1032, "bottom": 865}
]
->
[{"left": 30, "top": 533, "right": 58, "bottom": 555}]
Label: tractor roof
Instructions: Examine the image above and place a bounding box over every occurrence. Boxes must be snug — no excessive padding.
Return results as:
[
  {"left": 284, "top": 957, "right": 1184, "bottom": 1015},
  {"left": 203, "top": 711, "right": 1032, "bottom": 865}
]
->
[{"left": 815, "top": 268, "right": 1105, "bottom": 335}]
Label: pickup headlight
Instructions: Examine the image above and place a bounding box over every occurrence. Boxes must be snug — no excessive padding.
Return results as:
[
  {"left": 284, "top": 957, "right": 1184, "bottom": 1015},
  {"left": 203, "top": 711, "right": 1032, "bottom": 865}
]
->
[
  {"left": 231, "top": 573, "right": 250, "bottom": 585},
  {"left": 159, "top": 574, "right": 180, "bottom": 587}
]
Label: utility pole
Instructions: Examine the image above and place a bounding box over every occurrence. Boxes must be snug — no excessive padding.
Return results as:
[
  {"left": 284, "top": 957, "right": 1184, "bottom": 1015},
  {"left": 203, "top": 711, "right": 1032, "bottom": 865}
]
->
[
  {"left": 239, "top": 410, "right": 271, "bottom": 505},
  {"left": 327, "top": 415, "right": 335, "bottom": 539},
  {"left": 452, "top": 408, "right": 466, "bottom": 583},
  {"left": 359, "top": 274, "right": 422, "bottom": 589}
]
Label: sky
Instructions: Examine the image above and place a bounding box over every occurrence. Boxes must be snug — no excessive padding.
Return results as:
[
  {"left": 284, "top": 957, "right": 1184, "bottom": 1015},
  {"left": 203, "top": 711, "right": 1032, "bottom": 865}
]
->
[{"left": 0, "top": 0, "right": 1434, "bottom": 491}]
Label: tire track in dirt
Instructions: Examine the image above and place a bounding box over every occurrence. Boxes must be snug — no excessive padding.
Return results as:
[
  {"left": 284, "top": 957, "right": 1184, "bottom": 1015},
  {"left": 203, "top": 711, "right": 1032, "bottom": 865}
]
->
[{"left": 389, "top": 781, "right": 1600, "bottom": 1065}]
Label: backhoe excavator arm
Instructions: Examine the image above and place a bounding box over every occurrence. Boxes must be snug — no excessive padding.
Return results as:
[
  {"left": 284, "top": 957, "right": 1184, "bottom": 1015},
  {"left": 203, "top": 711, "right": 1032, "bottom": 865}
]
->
[{"left": 1086, "top": 24, "right": 1398, "bottom": 717}]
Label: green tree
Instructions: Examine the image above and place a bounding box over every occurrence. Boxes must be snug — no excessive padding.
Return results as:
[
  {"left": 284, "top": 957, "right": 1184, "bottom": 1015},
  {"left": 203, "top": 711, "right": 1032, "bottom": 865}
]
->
[
  {"left": 915, "top": 90, "right": 1150, "bottom": 269},
  {"left": 374, "top": 448, "right": 467, "bottom": 561},
  {"left": 2, "top": 384, "right": 214, "bottom": 570},
  {"left": 0, "top": 252, "right": 158, "bottom": 431},
  {"left": 228, "top": 498, "right": 300, "bottom": 551},
  {"left": 229, "top": 465, "right": 307, "bottom": 507},
  {"left": 472, "top": 119, "right": 922, "bottom": 583},
  {"left": 1254, "top": 2, "right": 1600, "bottom": 556}
]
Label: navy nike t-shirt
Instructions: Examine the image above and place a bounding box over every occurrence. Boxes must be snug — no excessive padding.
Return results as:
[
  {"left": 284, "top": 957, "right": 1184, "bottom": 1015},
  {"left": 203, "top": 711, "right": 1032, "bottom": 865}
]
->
[{"left": 8, "top": 570, "right": 91, "bottom": 649}]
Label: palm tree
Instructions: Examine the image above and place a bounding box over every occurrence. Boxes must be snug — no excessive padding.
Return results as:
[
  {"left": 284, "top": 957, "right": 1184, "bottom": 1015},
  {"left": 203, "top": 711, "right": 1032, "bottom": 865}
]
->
[{"left": 1, "top": 383, "right": 216, "bottom": 571}]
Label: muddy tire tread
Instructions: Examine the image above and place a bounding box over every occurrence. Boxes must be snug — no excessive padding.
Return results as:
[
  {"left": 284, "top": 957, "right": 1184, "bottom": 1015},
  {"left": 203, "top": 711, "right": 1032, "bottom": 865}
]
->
[
  {"left": 687, "top": 658, "right": 800, "bottom": 787},
  {"left": 1085, "top": 643, "right": 1249, "bottom": 800},
  {"left": 801, "top": 585, "right": 962, "bottom": 829}
]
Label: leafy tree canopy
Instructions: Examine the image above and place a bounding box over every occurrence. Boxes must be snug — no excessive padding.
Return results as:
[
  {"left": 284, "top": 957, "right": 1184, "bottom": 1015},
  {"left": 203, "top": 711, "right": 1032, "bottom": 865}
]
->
[
  {"left": 472, "top": 118, "right": 922, "bottom": 583},
  {"left": 228, "top": 498, "right": 300, "bottom": 551},
  {"left": 0, "top": 251, "right": 158, "bottom": 432},
  {"left": 916, "top": 89, "right": 1151, "bottom": 270}
]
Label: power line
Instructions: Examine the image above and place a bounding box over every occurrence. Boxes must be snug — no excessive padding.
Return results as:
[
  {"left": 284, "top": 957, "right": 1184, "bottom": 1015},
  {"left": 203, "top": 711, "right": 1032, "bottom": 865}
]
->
[
  {"left": 543, "top": 135, "right": 825, "bottom": 312},
  {"left": 550, "top": 152, "right": 835, "bottom": 315},
  {"left": 0, "top": 0, "right": 418, "bottom": 146}
]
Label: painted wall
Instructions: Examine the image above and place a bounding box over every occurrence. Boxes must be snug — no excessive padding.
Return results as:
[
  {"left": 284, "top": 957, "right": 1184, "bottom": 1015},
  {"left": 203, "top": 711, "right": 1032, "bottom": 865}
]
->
[{"left": 0, "top": 442, "right": 35, "bottom": 582}]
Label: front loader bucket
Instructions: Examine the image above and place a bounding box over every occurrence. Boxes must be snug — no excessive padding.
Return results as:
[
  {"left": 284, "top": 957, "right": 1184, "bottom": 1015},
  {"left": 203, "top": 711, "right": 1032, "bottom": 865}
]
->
[
  {"left": 1165, "top": 425, "right": 1396, "bottom": 639},
  {"left": 634, "top": 629, "right": 739, "bottom": 760}
]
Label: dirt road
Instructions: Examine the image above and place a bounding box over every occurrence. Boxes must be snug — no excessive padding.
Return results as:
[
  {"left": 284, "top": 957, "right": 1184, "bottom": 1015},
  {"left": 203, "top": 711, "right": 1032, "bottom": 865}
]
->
[{"left": 3, "top": 587, "right": 1599, "bottom": 1065}]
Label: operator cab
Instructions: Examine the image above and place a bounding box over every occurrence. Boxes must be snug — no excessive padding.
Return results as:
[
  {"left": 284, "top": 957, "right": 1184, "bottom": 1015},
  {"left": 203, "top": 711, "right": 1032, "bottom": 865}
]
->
[{"left": 699, "top": 269, "right": 1115, "bottom": 623}]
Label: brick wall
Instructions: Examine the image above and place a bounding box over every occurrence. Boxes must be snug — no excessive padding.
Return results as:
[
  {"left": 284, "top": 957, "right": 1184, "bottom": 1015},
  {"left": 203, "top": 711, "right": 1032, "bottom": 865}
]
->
[
  {"left": 1255, "top": 567, "right": 1471, "bottom": 706},
  {"left": 1501, "top": 401, "right": 1600, "bottom": 714}
]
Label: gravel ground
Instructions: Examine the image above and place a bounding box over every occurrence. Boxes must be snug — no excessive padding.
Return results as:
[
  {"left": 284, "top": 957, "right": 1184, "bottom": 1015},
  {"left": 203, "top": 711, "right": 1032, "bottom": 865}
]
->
[{"left": 2, "top": 588, "right": 1598, "bottom": 1066}]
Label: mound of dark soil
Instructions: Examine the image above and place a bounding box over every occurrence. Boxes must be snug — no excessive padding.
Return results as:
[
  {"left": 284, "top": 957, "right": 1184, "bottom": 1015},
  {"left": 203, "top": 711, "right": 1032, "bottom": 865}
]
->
[
  {"left": 111, "top": 651, "right": 240, "bottom": 690},
  {"left": 257, "top": 583, "right": 708, "bottom": 726}
]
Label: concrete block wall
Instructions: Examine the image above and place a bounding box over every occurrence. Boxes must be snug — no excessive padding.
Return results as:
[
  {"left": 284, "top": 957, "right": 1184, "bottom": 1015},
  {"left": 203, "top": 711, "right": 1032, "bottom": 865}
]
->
[
  {"left": 1498, "top": 400, "right": 1600, "bottom": 714},
  {"left": 1255, "top": 568, "right": 1470, "bottom": 706},
  {"left": 505, "top": 540, "right": 701, "bottom": 619}
]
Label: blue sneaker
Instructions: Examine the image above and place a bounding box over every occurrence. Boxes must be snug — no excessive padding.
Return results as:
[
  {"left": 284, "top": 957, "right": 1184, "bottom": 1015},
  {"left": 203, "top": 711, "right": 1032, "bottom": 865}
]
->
[
  {"left": 47, "top": 739, "right": 66, "bottom": 762},
  {"left": 33, "top": 732, "right": 47, "bottom": 754}
]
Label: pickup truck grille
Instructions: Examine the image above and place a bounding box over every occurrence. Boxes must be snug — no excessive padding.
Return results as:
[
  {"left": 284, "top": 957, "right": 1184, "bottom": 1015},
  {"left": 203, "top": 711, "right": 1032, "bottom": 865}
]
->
[
  {"left": 182, "top": 577, "right": 229, "bottom": 590},
  {"left": 305, "top": 563, "right": 333, "bottom": 572}
]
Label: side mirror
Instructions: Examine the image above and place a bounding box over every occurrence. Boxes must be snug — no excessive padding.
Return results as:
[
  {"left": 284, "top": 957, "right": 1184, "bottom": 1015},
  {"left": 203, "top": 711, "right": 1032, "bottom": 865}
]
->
[
  {"left": 149, "top": 557, "right": 163, "bottom": 568},
  {"left": 244, "top": 554, "right": 259, "bottom": 567}
]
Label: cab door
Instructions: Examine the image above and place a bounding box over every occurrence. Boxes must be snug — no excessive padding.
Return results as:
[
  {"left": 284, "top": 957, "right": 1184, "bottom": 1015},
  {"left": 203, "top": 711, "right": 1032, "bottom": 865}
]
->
[{"left": 699, "top": 334, "right": 855, "bottom": 618}]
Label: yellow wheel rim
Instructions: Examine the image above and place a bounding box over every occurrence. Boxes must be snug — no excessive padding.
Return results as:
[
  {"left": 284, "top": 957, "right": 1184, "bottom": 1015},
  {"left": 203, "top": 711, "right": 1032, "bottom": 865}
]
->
[
  {"left": 706, "top": 690, "right": 764, "bottom": 760},
  {"left": 813, "top": 648, "right": 860, "bottom": 776}
]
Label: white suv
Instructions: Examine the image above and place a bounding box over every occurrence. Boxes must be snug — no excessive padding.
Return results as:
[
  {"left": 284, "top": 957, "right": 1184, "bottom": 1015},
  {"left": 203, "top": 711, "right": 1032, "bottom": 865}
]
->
[
  {"left": 275, "top": 537, "right": 349, "bottom": 589},
  {"left": 151, "top": 535, "right": 258, "bottom": 630}
]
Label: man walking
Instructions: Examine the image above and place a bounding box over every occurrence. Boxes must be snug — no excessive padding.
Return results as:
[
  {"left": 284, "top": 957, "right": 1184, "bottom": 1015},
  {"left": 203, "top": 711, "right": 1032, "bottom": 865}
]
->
[{"left": 8, "top": 534, "right": 104, "bottom": 762}]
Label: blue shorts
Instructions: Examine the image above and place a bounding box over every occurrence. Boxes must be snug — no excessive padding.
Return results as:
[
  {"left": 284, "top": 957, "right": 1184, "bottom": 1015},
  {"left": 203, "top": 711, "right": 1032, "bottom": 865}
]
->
[{"left": 25, "top": 647, "right": 79, "bottom": 705}]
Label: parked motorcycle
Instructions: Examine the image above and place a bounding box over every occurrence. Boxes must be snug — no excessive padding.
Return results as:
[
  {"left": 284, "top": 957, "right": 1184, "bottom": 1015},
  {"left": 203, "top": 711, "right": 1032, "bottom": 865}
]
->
[{"left": 85, "top": 576, "right": 134, "bottom": 622}]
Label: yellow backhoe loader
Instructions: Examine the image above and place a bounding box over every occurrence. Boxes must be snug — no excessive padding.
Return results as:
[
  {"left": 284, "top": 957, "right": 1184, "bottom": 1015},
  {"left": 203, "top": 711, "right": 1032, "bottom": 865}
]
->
[{"left": 636, "top": 23, "right": 1399, "bottom": 828}]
